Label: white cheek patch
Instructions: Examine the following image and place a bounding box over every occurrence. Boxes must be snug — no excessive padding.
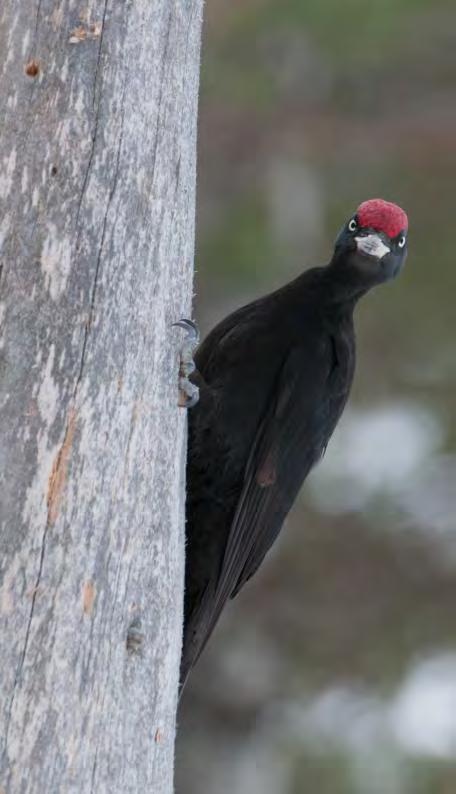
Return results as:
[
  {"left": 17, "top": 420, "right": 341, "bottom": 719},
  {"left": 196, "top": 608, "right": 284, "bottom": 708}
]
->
[{"left": 355, "top": 234, "right": 390, "bottom": 260}]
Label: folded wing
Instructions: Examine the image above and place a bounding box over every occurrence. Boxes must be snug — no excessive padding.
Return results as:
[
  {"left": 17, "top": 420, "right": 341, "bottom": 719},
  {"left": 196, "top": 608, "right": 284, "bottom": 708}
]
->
[{"left": 180, "top": 341, "right": 336, "bottom": 687}]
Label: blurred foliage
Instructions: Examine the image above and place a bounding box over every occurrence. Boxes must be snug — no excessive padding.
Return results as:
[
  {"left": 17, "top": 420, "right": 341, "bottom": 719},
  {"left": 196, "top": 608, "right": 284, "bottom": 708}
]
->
[
  {"left": 202, "top": 0, "right": 456, "bottom": 109},
  {"left": 177, "top": 1, "right": 456, "bottom": 792},
  {"left": 199, "top": 192, "right": 280, "bottom": 286}
]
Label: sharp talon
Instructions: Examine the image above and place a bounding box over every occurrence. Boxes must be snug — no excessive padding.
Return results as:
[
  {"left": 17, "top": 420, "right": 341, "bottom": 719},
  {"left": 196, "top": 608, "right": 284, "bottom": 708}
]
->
[
  {"left": 172, "top": 318, "right": 200, "bottom": 346},
  {"left": 186, "top": 393, "right": 199, "bottom": 409}
]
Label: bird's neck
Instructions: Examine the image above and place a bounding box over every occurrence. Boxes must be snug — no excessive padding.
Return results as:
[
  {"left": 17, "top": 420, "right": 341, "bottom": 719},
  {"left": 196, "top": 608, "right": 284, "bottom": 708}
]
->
[{"left": 321, "top": 255, "right": 371, "bottom": 308}]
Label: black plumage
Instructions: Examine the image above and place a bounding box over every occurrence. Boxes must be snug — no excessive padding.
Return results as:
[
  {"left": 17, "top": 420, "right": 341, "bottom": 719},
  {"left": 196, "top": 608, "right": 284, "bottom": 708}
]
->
[{"left": 180, "top": 198, "right": 408, "bottom": 690}]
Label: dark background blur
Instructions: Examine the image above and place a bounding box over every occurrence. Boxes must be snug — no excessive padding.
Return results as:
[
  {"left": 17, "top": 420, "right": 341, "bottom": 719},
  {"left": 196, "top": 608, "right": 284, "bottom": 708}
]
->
[{"left": 176, "top": 2, "right": 456, "bottom": 791}]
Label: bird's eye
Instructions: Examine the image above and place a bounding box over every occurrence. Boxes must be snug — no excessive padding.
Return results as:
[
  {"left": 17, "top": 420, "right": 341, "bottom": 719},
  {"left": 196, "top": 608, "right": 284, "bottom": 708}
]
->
[
  {"left": 398, "top": 235, "right": 406, "bottom": 248},
  {"left": 348, "top": 219, "right": 357, "bottom": 232}
]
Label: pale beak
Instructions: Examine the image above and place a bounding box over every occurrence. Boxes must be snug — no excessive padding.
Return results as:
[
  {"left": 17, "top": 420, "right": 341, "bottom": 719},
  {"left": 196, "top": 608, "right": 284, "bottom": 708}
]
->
[{"left": 355, "top": 234, "right": 390, "bottom": 260}]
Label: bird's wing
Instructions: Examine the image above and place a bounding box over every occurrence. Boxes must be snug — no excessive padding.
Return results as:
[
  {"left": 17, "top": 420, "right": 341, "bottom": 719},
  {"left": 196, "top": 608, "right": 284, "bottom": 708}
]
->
[
  {"left": 182, "top": 341, "right": 337, "bottom": 678},
  {"left": 195, "top": 298, "right": 265, "bottom": 377},
  {"left": 217, "top": 344, "right": 334, "bottom": 603}
]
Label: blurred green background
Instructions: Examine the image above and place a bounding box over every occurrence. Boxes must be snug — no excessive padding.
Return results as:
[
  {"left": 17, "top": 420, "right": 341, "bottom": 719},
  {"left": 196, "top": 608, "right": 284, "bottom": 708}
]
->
[{"left": 176, "top": 2, "right": 456, "bottom": 792}]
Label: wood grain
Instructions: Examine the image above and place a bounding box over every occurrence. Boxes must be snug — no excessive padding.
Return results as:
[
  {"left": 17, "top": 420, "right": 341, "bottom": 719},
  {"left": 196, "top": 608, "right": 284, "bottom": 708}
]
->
[{"left": 0, "top": 1, "right": 203, "bottom": 790}]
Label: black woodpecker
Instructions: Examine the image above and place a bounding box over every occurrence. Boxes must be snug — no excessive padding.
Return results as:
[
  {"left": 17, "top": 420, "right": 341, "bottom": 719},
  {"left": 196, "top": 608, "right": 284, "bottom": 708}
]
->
[{"left": 179, "top": 198, "right": 408, "bottom": 691}]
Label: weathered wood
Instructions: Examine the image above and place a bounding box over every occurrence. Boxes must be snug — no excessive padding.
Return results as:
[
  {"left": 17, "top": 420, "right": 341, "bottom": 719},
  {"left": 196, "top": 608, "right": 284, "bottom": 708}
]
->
[{"left": 0, "top": 1, "right": 203, "bottom": 791}]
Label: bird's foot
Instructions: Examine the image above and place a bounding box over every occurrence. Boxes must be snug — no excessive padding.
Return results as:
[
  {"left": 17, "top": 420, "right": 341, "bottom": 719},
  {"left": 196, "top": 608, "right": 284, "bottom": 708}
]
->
[{"left": 173, "top": 318, "right": 200, "bottom": 408}]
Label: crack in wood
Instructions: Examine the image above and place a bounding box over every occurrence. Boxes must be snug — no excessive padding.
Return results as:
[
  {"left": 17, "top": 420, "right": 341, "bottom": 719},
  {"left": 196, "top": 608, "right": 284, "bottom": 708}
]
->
[
  {"left": 73, "top": 58, "right": 127, "bottom": 396},
  {"left": 150, "top": 6, "right": 174, "bottom": 189},
  {"left": 89, "top": 536, "right": 128, "bottom": 793},
  {"left": 33, "top": 0, "right": 44, "bottom": 46},
  {"left": 3, "top": 403, "right": 78, "bottom": 766},
  {"left": 74, "top": 0, "right": 111, "bottom": 233},
  {"left": 91, "top": 0, "right": 110, "bottom": 109}
]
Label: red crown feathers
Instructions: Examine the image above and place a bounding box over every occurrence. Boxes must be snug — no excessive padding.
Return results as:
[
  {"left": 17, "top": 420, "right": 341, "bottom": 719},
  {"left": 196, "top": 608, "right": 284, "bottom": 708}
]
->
[{"left": 356, "top": 199, "right": 408, "bottom": 239}]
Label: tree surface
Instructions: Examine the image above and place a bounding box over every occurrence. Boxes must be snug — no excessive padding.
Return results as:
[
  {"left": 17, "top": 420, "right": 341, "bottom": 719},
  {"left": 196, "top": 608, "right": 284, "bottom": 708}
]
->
[{"left": 0, "top": 1, "right": 203, "bottom": 791}]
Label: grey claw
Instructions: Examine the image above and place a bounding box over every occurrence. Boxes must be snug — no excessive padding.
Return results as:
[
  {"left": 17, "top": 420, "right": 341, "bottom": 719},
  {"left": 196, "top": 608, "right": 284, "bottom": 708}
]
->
[
  {"left": 178, "top": 377, "right": 199, "bottom": 408},
  {"left": 173, "top": 319, "right": 200, "bottom": 408},
  {"left": 172, "top": 318, "right": 200, "bottom": 346},
  {"left": 182, "top": 358, "right": 195, "bottom": 378}
]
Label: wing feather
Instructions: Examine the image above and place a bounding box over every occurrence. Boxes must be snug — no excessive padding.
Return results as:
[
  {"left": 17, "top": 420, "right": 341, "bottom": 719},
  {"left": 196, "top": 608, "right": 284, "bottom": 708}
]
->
[{"left": 183, "top": 342, "right": 335, "bottom": 675}]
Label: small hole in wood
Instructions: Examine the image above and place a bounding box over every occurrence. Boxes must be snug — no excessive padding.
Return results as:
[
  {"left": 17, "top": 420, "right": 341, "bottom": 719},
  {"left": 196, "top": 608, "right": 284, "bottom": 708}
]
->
[
  {"left": 126, "top": 618, "right": 144, "bottom": 655},
  {"left": 51, "top": 165, "right": 58, "bottom": 176},
  {"left": 25, "top": 60, "right": 40, "bottom": 78}
]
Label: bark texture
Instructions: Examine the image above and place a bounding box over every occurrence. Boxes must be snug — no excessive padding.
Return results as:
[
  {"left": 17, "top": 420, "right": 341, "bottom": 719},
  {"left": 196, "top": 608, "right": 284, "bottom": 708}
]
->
[{"left": 0, "top": 1, "right": 203, "bottom": 791}]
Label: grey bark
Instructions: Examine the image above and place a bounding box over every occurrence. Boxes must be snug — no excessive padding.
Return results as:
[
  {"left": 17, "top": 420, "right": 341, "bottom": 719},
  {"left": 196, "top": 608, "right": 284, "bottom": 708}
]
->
[{"left": 0, "top": 1, "right": 203, "bottom": 792}]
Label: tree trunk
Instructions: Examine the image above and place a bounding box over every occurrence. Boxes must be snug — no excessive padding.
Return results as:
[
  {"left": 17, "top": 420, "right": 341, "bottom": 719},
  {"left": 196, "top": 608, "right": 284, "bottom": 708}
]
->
[{"left": 0, "top": 1, "right": 203, "bottom": 791}]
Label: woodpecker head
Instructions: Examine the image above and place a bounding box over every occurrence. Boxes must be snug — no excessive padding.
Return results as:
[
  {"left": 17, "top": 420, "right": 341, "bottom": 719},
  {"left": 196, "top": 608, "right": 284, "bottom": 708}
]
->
[{"left": 333, "top": 199, "right": 408, "bottom": 284}]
